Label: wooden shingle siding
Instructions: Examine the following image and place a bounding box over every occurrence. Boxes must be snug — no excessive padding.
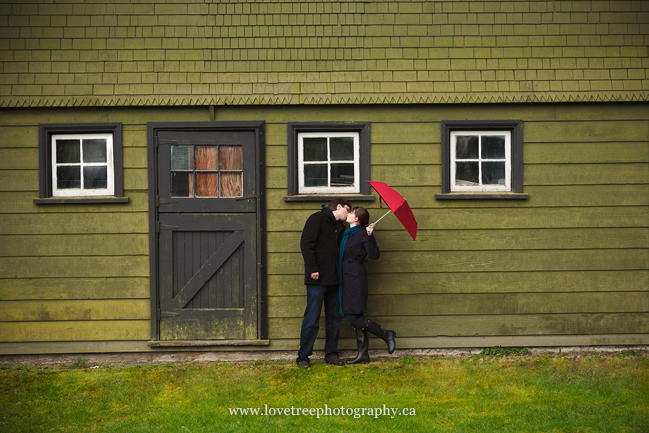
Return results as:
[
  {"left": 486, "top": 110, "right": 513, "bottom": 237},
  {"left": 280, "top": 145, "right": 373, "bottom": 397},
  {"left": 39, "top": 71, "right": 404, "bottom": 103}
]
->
[
  {"left": 215, "top": 102, "right": 648, "bottom": 347},
  {"left": 1, "top": 1, "right": 647, "bottom": 107}
]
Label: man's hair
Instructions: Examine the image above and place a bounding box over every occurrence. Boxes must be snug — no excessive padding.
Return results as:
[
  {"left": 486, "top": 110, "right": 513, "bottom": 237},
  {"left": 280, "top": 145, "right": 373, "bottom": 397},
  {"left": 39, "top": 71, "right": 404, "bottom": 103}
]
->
[
  {"left": 328, "top": 198, "right": 352, "bottom": 211},
  {"left": 352, "top": 206, "right": 370, "bottom": 227}
]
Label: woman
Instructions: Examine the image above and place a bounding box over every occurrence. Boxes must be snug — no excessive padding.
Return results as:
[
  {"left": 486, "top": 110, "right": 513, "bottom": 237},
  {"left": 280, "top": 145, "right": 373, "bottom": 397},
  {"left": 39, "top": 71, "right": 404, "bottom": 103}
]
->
[{"left": 339, "top": 206, "right": 397, "bottom": 364}]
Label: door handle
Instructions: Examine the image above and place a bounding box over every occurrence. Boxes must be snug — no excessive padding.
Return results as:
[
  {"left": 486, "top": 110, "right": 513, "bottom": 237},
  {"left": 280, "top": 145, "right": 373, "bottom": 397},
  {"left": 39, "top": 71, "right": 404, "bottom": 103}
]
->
[{"left": 235, "top": 195, "right": 257, "bottom": 201}]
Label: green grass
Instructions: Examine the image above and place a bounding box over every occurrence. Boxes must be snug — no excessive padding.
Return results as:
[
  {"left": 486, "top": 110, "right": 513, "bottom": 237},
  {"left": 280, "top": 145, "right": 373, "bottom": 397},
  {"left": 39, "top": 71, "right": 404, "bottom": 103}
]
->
[
  {"left": 473, "top": 346, "right": 529, "bottom": 358},
  {"left": 1, "top": 353, "right": 648, "bottom": 432}
]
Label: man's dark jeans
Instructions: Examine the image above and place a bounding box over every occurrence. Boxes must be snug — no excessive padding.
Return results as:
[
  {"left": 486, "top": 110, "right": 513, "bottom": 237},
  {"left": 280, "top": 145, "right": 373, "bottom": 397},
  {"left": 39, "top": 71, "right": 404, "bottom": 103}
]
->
[{"left": 296, "top": 284, "right": 342, "bottom": 363}]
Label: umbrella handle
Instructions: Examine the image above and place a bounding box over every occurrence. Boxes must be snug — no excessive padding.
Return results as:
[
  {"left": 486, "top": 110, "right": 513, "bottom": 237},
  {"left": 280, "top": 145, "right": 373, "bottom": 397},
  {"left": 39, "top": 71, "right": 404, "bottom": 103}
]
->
[{"left": 374, "top": 209, "right": 392, "bottom": 225}]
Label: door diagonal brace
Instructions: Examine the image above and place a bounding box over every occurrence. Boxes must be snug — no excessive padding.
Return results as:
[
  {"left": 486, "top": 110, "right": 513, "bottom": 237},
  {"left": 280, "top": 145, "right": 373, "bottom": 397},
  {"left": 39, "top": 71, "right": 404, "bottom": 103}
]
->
[{"left": 173, "top": 231, "right": 245, "bottom": 309}]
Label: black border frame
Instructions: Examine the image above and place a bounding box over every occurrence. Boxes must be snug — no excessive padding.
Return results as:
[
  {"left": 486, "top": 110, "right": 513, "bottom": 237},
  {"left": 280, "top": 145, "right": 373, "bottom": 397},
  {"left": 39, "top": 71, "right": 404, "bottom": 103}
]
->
[
  {"left": 436, "top": 120, "right": 528, "bottom": 200},
  {"left": 285, "top": 122, "right": 374, "bottom": 201},
  {"left": 35, "top": 123, "right": 126, "bottom": 204},
  {"left": 147, "top": 121, "right": 267, "bottom": 343}
]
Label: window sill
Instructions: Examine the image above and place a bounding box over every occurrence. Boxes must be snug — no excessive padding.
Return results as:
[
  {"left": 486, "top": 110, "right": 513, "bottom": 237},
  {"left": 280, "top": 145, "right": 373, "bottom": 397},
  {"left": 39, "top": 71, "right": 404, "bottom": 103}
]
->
[
  {"left": 34, "top": 197, "right": 129, "bottom": 205},
  {"left": 435, "top": 193, "right": 529, "bottom": 200},
  {"left": 284, "top": 194, "right": 375, "bottom": 202}
]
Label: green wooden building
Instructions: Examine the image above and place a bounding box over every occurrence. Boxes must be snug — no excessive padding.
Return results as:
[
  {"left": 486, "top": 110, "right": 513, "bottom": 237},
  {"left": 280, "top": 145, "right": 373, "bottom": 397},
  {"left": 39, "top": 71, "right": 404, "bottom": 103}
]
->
[{"left": 1, "top": 0, "right": 647, "bottom": 356}]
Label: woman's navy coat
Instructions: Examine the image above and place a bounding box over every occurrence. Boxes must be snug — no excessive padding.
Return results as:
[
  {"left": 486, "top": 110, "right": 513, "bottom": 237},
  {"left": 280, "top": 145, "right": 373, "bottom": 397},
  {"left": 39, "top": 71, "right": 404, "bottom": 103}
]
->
[{"left": 341, "top": 230, "right": 380, "bottom": 315}]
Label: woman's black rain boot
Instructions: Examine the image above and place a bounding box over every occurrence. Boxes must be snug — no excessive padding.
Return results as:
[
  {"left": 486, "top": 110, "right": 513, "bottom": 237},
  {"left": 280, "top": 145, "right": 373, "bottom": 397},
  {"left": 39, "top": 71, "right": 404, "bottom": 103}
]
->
[
  {"left": 362, "top": 319, "right": 396, "bottom": 354},
  {"left": 346, "top": 328, "right": 370, "bottom": 364}
]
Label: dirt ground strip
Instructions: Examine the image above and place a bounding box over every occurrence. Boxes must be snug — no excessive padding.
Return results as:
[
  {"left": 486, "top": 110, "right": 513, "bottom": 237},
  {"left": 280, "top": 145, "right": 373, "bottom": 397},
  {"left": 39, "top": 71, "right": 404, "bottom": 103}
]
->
[{"left": 1, "top": 346, "right": 647, "bottom": 367}]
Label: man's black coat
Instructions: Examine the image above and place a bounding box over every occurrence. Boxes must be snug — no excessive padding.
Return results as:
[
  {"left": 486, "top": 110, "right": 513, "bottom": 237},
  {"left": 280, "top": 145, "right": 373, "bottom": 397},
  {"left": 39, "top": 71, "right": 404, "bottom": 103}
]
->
[{"left": 300, "top": 206, "right": 345, "bottom": 286}]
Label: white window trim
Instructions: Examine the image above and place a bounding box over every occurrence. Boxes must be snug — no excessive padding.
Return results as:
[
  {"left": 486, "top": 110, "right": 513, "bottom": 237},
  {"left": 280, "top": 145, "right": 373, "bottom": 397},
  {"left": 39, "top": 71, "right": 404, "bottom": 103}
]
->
[
  {"left": 450, "top": 130, "right": 511, "bottom": 193},
  {"left": 51, "top": 133, "right": 115, "bottom": 197},
  {"left": 297, "top": 131, "right": 360, "bottom": 194}
]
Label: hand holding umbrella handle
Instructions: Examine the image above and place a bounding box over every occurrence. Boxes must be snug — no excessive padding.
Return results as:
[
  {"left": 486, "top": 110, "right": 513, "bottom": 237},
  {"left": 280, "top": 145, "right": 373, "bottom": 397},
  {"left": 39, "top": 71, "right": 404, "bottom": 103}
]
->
[{"left": 373, "top": 209, "right": 392, "bottom": 225}]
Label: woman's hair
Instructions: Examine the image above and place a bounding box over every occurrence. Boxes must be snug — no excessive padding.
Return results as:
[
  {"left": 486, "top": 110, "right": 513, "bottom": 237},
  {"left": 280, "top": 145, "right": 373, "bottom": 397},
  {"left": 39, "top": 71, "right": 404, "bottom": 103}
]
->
[{"left": 352, "top": 206, "right": 370, "bottom": 227}]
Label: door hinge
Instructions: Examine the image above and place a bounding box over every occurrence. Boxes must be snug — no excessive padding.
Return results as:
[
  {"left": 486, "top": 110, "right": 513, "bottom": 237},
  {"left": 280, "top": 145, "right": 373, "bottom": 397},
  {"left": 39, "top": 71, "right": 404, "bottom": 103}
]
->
[
  {"left": 156, "top": 195, "right": 159, "bottom": 207},
  {"left": 156, "top": 221, "right": 160, "bottom": 233},
  {"left": 161, "top": 311, "right": 180, "bottom": 317}
]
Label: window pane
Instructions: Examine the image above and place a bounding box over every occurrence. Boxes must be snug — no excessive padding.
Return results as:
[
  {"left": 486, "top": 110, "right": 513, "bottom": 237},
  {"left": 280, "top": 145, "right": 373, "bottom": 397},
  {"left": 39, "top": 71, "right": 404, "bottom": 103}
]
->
[
  {"left": 57, "top": 166, "right": 81, "bottom": 189},
  {"left": 220, "top": 173, "right": 243, "bottom": 197},
  {"left": 196, "top": 146, "right": 218, "bottom": 171},
  {"left": 455, "top": 161, "right": 479, "bottom": 186},
  {"left": 482, "top": 162, "right": 506, "bottom": 185},
  {"left": 330, "top": 137, "right": 354, "bottom": 161},
  {"left": 455, "top": 136, "right": 478, "bottom": 159},
  {"left": 196, "top": 173, "right": 219, "bottom": 197},
  {"left": 82, "top": 139, "right": 107, "bottom": 163},
  {"left": 83, "top": 166, "right": 108, "bottom": 189},
  {"left": 303, "top": 138, "right": 327, "bottom": 162},
  {"left": 330, "top": 163, "right": 355, "bottom": 187},
  {"left": 171, "top": 145, "right": 194, "bottom": 170},
  {"left": 220, "top": 146, "right": 243, "bottom": 170},
  {"left": 171, "top": 172, "right": 194, "bottom": 197},
  {"left": 56, "top": 140, "right": 80, "bottom": 163},
  {"left": 455, "top": 135, "right": 478, "bottom": 159},
  {"left": 481, "top": 135, "right": 506, "bottom": 159},
  {"left": 304, "top": 164, "right": 328, "bottom": 187}
]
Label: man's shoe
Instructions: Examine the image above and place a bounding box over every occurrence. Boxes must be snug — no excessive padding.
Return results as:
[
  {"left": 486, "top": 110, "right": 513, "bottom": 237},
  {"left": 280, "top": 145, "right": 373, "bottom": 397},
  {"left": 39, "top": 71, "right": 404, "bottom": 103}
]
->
[
  {"left": 297, "top": 360, "right": 310, "bottom": 368},
  {"left": 325, "top": 357, "right": 344, "bottom": 366}
]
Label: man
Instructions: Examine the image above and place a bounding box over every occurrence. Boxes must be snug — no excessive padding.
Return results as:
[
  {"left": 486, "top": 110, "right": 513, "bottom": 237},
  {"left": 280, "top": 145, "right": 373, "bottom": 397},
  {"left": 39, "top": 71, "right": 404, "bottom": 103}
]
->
[{"left": 296, "top": 198, "right": 352, "bottom": 368}]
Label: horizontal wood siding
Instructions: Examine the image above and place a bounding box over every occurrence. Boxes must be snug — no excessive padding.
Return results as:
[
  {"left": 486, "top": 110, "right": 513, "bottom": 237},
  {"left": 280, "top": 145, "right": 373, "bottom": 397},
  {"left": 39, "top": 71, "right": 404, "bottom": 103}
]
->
[
  {"left": 1, "top": 102, "right": 647, "bottom": 353},
  {"left": 0, "top": 106, "right": 210, "bottom": 348},
  {"left": 215, "top": 102, "right": 649, "bottom": 347}
]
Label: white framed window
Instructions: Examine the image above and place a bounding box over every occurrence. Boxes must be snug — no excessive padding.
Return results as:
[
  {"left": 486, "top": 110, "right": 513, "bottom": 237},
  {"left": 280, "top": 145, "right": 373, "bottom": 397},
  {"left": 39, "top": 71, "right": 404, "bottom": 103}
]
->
[
  {"left": 37, "top": 123, "right": 124, "bottom": 203},
  {"left": 51, "top": 133, "right": 115, "bottom": 196},
  {"left": 437, "top": 120, "right": 526, "bottom": 200},
  {"left": 450, "top": 131, "right": 511, "bottom": 192},
  {"left": 297, "top": 131, "right": 360, "bottom": 194},
  {"left": 286, "top": 122, "right": 371, "bottom": 200}
]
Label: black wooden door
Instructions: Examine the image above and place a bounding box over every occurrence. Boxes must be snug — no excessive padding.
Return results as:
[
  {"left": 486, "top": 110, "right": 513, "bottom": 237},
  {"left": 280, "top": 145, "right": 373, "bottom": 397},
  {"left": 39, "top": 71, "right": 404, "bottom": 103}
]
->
[{"left": 150, "top": 123, "right": 263, "bottom": 341}]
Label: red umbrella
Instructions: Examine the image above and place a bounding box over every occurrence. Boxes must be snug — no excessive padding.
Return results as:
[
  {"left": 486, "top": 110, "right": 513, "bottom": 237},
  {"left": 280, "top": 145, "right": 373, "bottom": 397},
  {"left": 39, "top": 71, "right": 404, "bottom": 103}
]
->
[{"left": 368, "top": 181, "right": 418, "bottom": 241}]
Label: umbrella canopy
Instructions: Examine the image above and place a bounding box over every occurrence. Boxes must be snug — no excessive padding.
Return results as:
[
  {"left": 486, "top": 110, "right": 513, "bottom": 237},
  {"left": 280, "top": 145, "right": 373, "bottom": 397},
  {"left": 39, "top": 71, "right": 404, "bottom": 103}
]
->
[{"left": 368, "top": 181, "right": 418, "bottom": 241}]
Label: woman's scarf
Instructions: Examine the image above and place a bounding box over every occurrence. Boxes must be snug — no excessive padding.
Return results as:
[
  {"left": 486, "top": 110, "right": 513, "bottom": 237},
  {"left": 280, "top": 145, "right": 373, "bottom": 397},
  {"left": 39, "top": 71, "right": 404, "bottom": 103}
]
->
[{"left": 338, "top": 225, "right": 362, "bottom": 316}]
